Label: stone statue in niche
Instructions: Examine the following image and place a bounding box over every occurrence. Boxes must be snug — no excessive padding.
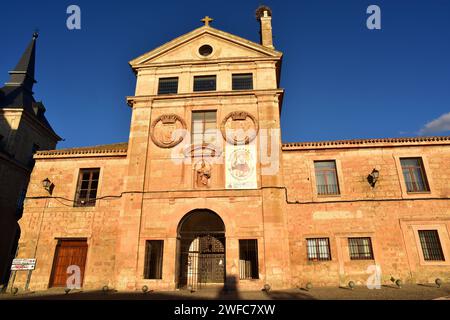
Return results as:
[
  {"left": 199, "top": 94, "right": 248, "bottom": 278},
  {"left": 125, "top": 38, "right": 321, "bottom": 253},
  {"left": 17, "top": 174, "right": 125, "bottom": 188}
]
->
[{"left": 196, "top": 160, "right": 211, "bottom": 187}]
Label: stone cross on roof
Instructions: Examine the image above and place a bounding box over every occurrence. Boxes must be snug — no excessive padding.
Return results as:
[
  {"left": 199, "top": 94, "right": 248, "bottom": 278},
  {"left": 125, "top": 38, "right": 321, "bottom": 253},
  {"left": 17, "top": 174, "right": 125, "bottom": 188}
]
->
[{"left": 201, "top": 16, "right": 213, "bottom": 26}]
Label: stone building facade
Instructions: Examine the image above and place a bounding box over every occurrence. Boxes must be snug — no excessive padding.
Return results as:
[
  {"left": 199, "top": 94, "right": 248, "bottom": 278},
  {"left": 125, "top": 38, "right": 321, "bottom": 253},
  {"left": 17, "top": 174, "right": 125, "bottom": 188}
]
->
[
  {"left": 12, "top": 8, "right": 450, "bottom": 292},
  {"left": 0, "top": 33, "right": 60, "bottom": 287}
]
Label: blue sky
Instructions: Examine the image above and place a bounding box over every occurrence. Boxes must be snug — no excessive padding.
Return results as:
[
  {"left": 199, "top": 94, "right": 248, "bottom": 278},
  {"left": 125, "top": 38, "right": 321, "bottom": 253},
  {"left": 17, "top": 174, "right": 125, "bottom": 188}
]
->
[{"left": 1, "top": 0, "right": 449, "bottom": 148}]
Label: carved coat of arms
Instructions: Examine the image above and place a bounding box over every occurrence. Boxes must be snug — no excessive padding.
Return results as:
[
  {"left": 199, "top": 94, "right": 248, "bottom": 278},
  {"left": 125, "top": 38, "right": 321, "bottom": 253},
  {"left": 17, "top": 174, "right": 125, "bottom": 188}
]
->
[{"left": 150, "top": 114, "right": 187, "bottom": 148}]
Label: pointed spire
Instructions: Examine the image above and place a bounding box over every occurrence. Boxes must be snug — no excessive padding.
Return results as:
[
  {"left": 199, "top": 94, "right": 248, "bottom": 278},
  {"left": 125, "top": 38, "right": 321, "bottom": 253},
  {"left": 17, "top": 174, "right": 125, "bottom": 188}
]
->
[{"left": 5, "top": 32, "right": 39, "bottom": 91}]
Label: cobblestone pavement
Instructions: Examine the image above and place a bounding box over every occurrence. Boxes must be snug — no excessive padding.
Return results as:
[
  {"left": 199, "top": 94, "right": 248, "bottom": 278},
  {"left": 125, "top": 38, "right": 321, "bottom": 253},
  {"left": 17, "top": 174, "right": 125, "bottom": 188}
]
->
[{"left": 0, "top": 284, "right": 449, "bottom": 300}]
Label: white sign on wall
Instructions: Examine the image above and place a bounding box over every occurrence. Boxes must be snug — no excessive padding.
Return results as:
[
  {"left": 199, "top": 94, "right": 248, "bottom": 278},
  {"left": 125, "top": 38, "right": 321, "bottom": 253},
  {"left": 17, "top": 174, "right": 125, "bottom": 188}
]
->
[
  {"left": 225, "top": 143, "right": 257, "bottom": 189},
  {"left": 11, "top": 258, "right": 36, "bottom": 271}
]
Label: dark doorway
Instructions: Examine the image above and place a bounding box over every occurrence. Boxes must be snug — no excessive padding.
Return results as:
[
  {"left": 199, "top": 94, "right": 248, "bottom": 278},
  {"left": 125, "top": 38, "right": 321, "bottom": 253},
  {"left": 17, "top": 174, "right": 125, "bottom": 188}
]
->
[
  {"left": 176, "top": 210, "right": 225, "bottom": 290},
  {"left": 49, "top": 239, "right": 88, "bottom": 288}
]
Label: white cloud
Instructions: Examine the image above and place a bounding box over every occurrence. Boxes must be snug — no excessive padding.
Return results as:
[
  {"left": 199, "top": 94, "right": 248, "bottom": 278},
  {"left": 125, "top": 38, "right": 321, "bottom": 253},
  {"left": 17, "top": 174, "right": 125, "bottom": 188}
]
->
[{"left": 419, "top": 112, "right": 450, "bottom": 135}]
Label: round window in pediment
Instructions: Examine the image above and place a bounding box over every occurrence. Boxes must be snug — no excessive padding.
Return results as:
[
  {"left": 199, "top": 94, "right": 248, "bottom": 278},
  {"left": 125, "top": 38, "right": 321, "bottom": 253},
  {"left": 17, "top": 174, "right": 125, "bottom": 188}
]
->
[{"left": 199, "top": 44, "right": 213, "bottom": 57}]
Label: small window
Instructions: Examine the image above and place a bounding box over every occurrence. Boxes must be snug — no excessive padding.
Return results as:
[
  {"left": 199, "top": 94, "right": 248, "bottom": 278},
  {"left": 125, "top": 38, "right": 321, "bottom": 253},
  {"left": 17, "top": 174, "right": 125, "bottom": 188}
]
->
[
  {"left": 400, "top": 158, "right": 430, "bottom": 193},
  {"left": 314, "top": 161, "right": 340, "bottom": 196},
  {"left": 74, "top": 168, "right": 100, "bottom": 207},
  {"left": 348, "top": 237, "right": 374, "bottom": 260},
  {"left": 232, "top": 73, "right": 253, "bottom": 90},
  {"left": 199, "top": 45, "right": 213, "bottom": 57},
  {"left": 239, "top": 240, "right": 259, "bottom": 279},
  {"left": 307, "top": 238, "right": 331, "bottom": 261},
  {"left": 157, "top": 77, "right": 178, "bottom": 95},
  {"left": 194, "top": 75, "right": 216, "bottom": 92},
  {"left": 144, "top": 240, "right": 164, "bottom": 279},
  {"left": 418, "top": 230, "right": 445, "bottom": 261}
]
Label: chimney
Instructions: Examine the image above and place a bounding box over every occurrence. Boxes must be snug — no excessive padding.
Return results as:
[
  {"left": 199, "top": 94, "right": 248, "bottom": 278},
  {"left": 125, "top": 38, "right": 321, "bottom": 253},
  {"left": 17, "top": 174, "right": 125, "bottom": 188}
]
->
[{"left": 256, "top": 6, "right": 274, "bottom": 49}]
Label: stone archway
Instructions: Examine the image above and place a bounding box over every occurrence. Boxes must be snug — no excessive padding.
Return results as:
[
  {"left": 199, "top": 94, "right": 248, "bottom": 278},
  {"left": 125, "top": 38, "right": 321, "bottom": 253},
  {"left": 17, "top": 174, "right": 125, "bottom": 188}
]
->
[{"left": 176, "top": 209, "right": 225, "bottom": 290}]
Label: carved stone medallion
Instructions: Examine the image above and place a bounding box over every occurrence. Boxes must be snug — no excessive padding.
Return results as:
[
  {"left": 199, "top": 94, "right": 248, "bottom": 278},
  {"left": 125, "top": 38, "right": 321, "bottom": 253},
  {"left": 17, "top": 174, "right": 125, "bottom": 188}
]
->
[
  {"left": 220, "top": 111, "right": 259, "bottom": 145},
  {"left": 151, "top": 114, "right": 187, "bottom": 148}
]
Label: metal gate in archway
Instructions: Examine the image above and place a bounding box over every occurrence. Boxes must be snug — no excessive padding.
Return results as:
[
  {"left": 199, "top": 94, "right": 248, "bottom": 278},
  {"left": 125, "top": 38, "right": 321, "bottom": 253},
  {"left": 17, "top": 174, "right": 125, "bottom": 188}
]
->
[{"left": 177, "top": 210, "right": 225, "bottom": 290}]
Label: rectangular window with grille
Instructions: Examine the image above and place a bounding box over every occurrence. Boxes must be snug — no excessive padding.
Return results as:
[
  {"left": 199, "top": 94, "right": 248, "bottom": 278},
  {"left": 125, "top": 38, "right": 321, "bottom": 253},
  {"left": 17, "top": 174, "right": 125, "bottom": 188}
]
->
[
  {"left": 144, "top": 240, "right": 164, "bottom": 279},
  {"left": 191, "top": 110, "right": 217, "bottom": 152},
  {"left": 74, "top": 168, "right": 100, "bottom": 207},
  {"left": 418, "top": 230, "right": 445, "bottom": 261},
  {"left": 239, "top": 239, "right": 259, "bottom": 279},
  {"left": 232, "top": 73, "right": 253, "bottom": 90},
  {"left": 157, "top": 77, "right": 178, "bottom": 95},
  {"left": 193, "top": 75, "right": 216, "bottom": 92},
  {"left": 348, "top": 237, "right": 374, "bottom": 260},
  {"left": 307, "top": 238, "right": 331, "bottom": 261},
  {"left": 314, "top": 161, "right": 340, "bottom": 196},
  {"left": 400, "top": 158, "right": 430, "bottom": 193}
]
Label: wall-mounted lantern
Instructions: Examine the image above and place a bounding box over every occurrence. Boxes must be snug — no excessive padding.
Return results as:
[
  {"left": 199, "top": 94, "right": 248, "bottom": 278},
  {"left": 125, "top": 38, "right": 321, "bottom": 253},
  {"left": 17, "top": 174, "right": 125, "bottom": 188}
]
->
[
  {"left": 42, "top": 178, "right": 54, "bottom": 194},
  {"left": 367, "top": 169, "right": 380, "bottom": 187}
]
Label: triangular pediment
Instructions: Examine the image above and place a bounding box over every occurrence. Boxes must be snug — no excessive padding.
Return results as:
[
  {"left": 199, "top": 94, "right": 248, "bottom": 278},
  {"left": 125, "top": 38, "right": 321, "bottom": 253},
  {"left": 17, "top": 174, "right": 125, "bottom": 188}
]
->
[{"left": 130, "top": 26, "right": 282, "bottom": 68}]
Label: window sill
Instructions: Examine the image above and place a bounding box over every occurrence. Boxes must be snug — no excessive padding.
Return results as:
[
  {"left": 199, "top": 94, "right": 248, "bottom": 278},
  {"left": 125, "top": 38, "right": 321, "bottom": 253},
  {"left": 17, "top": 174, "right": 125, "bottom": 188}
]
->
[
  {"left": 418, "top": 260, "right": 449, "bottom": 267},
  {"left": 405, "top": 191, "right": 431, "bottom": 195},
  {"left": 349, "top": 258, "right": 375, "bottom": 262},
  {"left": 317, "top": 194, "right": 341, "bottom": 198}
]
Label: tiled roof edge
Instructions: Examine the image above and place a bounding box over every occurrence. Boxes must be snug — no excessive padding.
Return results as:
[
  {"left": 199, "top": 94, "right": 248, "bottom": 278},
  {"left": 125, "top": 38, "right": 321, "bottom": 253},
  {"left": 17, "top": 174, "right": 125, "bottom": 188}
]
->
[
  {"left": 35, "top": 143, "right": 128, "bottom": 157},
  {"left": 282, "top": 136, "right": 450, "bottom": 149}
]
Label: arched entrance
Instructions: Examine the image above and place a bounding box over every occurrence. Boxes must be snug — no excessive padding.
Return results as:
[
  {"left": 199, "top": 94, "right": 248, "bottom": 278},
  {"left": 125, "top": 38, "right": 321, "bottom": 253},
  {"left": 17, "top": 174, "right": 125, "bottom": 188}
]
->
[{"left": 176, "top": 210, "right": 225, "bottom": 290}]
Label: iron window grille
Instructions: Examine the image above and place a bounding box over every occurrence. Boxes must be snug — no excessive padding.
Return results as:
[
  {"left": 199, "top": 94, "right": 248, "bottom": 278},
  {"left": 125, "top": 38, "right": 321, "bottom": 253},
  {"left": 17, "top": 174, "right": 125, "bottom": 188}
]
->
[
  {"left": 144, "top": 240, "right": 164, "bottom": 279},
  {"left": 157, "top": 77, "right": 178, "bottom": 95},
  {"left": 314, "top": 161, "right": 340, "bottom": 196},
  {"left": 193, "top": 75, "right": 216, "bottom": 92},
  {"left": 418, "top": 230, "right": 445, "bottom": 261},
  {"left": 307, "top": 238, "right": 331, "bottom": 261},
  {"left": 232, "top": 73, "right": 253, "bottom": 90},
  {"left": 348, "top": 237, "right": 374, "bottom": 260},
  {"left": 400, "top": 158, "right": 430, "bottom": 193},
  {"left": 74, "top": 168, "right": 100, "bottom": 207},
  {"left": 239, "top": 239, "right": 259, "bottom": 279}
]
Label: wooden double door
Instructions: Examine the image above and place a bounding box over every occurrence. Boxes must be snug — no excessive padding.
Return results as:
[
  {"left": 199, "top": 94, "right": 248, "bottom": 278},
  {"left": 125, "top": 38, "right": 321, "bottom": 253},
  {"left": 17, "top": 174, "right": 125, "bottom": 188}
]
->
[{"left": 49, "top": 239, "right": 88, "bottom": 288}]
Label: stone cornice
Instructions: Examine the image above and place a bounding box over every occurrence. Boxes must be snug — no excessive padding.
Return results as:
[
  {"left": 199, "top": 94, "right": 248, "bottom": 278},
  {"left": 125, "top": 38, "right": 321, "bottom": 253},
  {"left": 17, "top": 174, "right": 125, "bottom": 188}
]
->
[
  {"left": 127, "top": 89, "right": 284, "bottom": 107},
  {"left": 133, "top": 57, "right": 281, "bottom": 70},
  {"left": 282, "top": 136, "right": 450, "bottom": 151}
]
